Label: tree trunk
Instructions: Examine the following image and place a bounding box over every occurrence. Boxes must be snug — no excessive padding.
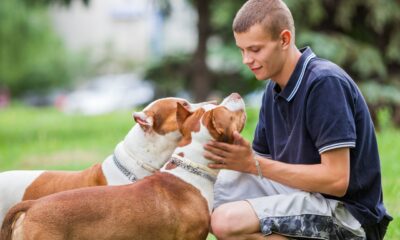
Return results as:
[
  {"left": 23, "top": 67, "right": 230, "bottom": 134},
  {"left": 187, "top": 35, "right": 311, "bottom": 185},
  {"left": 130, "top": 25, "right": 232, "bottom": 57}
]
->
[{"left": 191, "top": 0, "right": 212, "bottom": 101}]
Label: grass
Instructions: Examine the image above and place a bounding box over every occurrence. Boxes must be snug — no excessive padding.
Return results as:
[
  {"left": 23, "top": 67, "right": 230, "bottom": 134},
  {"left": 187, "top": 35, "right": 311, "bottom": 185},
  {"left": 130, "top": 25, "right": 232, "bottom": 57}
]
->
[{"left": 0, "top": 104, "right": 398, "bottom": 239}]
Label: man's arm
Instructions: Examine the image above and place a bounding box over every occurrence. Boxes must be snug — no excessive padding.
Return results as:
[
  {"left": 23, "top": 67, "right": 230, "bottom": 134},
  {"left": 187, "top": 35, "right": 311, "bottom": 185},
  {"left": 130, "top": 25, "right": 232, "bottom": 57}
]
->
[
  {"left": 204, "top": 132, "right": 350, "bottom": 197},
  {"left": 259, "top": 147, "right": 350, "bottom": 197}
]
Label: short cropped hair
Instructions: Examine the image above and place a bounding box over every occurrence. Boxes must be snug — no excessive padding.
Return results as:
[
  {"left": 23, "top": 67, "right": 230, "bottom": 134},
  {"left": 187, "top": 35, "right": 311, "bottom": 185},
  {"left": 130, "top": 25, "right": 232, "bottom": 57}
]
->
[{"left": 233, "top": 0, "right": 295, "bottom": 40}]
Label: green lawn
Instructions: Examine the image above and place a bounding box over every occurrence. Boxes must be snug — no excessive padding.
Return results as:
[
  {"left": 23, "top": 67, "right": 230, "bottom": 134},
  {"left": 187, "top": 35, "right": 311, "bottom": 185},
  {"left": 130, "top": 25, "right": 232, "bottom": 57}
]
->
[{"left": 0, "top": 105, "right": 398, "bottom": 239}]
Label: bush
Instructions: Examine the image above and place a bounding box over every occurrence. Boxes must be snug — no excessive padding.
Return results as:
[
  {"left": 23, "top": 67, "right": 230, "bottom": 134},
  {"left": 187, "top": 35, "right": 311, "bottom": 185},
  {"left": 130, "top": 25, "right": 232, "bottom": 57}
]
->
[{"left": 0, "top": 0, "right": 87, "bottom": 97}]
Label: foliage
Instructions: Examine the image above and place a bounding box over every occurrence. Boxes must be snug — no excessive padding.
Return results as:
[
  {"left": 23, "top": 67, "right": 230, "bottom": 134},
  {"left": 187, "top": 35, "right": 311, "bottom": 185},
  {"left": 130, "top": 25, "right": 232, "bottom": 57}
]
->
[
  {"left": 145, "top": 50, "right": 263, "bottom": 99},
  {"left": 0, "top": 105, "right": 398, "bottom": 238},
  {"left": 147, "top": 0, "right": 400, "bottom": 114},
  {"left": 0, "top": 0, "right": 87, "bottom": 96},
  {"left": 24, "top": 0, "right": 89, "bottom": 6},
  {"left": 286, "top": 0, "right": 400, "bottom": 125},
  {"left": 145, "top": 0, "right": 260, "bottom": 100},
  {"left": 359, "top": 82, "right": 400, "bottom": 105},
  {"left": 145, "top": 54, "right": 192, "bottom": 99}
]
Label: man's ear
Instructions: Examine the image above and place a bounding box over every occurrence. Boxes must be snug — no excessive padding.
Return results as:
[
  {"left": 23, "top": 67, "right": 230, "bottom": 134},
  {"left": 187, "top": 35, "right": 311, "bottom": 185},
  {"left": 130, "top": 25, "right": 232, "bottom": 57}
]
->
[
  {"left": 280, "top": 30, "right": 292, "bottom": 49},
  {"left": 133, "top": 111, "right": 154, "bottom": 132}
]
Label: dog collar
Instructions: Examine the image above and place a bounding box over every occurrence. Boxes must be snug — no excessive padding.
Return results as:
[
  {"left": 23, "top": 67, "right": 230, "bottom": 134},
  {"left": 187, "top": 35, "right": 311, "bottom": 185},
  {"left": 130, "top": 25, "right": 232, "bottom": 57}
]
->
[
  {"left": 113, "top": 154, "right": 137, "bottom": 182},
  {"left": 169, "top": 154, "right": 217, "bottom": 182}
]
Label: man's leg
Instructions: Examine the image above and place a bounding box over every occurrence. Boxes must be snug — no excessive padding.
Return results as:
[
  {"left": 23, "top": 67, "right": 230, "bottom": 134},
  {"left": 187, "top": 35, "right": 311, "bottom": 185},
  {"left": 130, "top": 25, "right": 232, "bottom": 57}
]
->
[
  {"left": 211, "top": 201, "right": 288, "bottom": 240},
  {"left": 212, "top": 191, "right": 366, "bottom": 240}
]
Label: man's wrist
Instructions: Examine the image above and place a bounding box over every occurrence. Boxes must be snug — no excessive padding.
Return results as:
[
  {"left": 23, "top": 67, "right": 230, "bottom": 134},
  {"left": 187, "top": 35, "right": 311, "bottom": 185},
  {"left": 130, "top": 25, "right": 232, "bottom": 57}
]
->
[{"left": 253, "top": 155, "right": 263, "bottom": 179}]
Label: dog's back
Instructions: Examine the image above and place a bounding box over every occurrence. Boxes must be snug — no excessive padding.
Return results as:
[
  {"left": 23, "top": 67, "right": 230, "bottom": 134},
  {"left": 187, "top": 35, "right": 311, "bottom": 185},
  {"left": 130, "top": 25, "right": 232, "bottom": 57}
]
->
[
  {"left": 0, "top": 172, "right": 209, "bottom": 240},
  {"left": 21, "top": 164, "right": 107, "bottom": 201}
]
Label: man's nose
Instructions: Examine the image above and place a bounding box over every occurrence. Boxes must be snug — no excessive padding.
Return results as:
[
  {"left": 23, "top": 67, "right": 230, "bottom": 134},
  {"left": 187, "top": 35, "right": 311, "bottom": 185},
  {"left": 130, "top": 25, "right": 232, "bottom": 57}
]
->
[{"left": 242, "top": 52, "right": 253, "bottom": 65}]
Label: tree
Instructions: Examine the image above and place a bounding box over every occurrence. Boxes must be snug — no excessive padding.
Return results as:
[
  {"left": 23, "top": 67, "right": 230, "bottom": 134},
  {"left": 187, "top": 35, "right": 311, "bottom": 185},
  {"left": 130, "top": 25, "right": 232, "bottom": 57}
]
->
[
  {"left": 147, "top": 0, "right": 400, "bottom": 126},
  {"left": 146, "top": 0, "right": 253, "bottom": 102},
  {"left": 286, "top": 0, "right": 400, "bottom": 126},
  {"left": 191, "top": 0, "right": 212, "bottom": 101},
  {"left": 5, "top": 0, "right": 400, "bottom": 126},
  {"left": 0, "top": 0, "right": 85, "bottom": 97}
]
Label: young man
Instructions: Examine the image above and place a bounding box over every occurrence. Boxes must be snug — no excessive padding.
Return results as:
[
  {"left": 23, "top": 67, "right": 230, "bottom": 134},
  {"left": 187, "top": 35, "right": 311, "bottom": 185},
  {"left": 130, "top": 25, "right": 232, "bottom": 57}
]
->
[{"left": 204, "top": 0, "right": 392, "bottom": 239}]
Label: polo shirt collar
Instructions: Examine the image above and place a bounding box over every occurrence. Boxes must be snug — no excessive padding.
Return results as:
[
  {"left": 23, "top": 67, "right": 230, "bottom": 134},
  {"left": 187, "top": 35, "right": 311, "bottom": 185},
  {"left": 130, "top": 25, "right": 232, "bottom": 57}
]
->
[{"left": 273, "top": 47, "right": 316, "bottom": 102}]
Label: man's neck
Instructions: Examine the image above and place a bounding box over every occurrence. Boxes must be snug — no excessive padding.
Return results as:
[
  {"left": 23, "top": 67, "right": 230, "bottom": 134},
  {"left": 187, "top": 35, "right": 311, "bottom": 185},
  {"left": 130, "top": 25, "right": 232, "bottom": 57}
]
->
[{"left": 274, "top": 46, "right": 302, "bottom": 90}]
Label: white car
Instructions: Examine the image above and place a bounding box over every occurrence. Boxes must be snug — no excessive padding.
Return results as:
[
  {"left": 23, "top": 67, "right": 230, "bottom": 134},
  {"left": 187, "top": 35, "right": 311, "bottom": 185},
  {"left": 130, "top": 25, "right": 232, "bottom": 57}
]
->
[{"left": 59, "top": 74, "right": 154, "bottom": 115}]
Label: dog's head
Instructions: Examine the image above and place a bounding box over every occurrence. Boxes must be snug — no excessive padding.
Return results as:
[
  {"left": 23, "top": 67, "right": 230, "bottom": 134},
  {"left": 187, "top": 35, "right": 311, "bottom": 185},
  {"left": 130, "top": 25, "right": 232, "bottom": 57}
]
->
[
  {"left": 176, "top": 93, "right": 246, "bottom": 147},
  {"left": 132, "top": 97, "right": 211, "bottom": 136}
]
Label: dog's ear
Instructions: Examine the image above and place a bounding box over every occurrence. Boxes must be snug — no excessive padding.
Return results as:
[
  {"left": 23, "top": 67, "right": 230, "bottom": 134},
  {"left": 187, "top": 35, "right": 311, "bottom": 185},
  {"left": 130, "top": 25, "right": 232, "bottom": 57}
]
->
[
  {"left": 176, "top": 102, "right": 191, "bottom": 130},
  {"left": 177, "top": 103, "right": 205, "bottom": 147},
  {"left": 203, "top": 108, "right": 234, "bottom": 143},
  {"left": 177, "top": 102, "right": 193, "bottom": 147},
  {"left": 133, "top": 111, "right": 154, "bottom": 132}
]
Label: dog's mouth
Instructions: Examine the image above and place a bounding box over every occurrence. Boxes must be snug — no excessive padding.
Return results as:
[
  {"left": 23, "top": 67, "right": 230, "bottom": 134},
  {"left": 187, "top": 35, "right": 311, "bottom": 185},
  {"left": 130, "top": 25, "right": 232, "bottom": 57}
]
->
[{"left": 220, "top": 93, "right": 245, "bottom": 112}]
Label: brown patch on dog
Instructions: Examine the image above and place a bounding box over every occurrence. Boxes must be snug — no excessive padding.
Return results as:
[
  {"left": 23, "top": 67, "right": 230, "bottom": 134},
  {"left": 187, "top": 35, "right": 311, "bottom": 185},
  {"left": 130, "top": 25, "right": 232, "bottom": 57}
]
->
[
  {"left": 22, "top": 163, "right": 107, "bottom": 201},
  {"left": 164, "top": 161, "right": 178, "bottom": 170},
  {"left": 141, "top": 98, "right": 194, "bottom": 135},
  {"left": 164, "top": 152, "right": 184, "bottom": 170},
  {"left": 177, "top": 103, "right": 206, "bottom": 147},
  {"left": 202, "top": 106, "right": 246, "bottom": 143}
]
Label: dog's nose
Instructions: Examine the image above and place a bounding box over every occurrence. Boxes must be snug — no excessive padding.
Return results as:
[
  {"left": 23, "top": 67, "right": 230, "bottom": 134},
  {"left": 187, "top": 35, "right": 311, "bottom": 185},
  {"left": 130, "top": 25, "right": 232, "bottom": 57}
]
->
[
  {"left": 229, "top": 93, "right": 242, "bottom": 100},
  {"left": 220, "top": 93, "right": 245, "bottom": 111}
]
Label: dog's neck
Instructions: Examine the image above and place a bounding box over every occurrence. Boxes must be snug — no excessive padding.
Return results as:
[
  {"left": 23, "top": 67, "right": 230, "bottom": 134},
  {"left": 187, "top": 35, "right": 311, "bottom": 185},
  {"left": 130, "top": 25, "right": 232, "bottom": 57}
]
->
[
  {"left": 161, "top": 125, "right": 219, "bottom": 212},
  {"left": 114, "top": 124, "right": 181, "bottom": 180}
]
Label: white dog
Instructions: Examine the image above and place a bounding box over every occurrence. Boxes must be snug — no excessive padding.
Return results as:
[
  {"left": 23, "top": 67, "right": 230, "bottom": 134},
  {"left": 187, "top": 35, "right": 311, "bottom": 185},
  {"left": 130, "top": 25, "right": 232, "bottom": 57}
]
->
[
  {"left": 0, "top": 97, "right": 209, "bottom": 224},
  {"left": 1, "top": 93, "right": 246, "bottom": 240}
]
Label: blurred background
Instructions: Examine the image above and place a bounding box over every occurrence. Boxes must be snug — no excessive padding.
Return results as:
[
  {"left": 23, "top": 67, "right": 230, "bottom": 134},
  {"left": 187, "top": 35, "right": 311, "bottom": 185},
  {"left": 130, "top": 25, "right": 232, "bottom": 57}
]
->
[
  {"left": 1, "top": 0, "right": 400, "bottom": 119},
  {"left": 0, "top": 0, "right": 399, "bottom": 238}
]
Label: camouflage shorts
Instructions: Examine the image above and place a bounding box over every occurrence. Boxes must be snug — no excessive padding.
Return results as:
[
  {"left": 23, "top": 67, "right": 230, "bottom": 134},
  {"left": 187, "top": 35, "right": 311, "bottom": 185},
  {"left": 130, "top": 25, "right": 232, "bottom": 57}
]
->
[
  {"left": 247, "top": 192, "right": 366, "bottom": 239},
  {"left": 214, "top": 171, "right": 366, "bottom": 239}
]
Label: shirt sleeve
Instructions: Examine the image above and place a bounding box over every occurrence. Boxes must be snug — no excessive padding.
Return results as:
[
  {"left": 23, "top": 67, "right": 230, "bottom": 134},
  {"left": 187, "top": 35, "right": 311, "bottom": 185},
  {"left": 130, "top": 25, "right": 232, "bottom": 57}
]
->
[
  {"left": 252, "top": 90, "right": 271, "bottom": 158},
  {"left": 306, "top": 76, "right": 357, "bottom": 154}
]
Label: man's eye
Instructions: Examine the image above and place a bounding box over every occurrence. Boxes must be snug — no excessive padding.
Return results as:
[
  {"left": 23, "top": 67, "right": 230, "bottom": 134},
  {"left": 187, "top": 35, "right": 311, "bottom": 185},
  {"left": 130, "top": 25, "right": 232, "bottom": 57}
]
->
[{"left": 251, "top": 48, "right": 260, "bottom": 53}]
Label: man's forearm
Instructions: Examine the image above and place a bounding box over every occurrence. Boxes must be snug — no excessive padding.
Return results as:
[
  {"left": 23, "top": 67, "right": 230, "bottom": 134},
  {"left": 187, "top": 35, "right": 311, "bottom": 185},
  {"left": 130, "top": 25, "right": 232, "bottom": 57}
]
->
[{"left": 254, "top": 151, "right": 349, "bottom": 197}]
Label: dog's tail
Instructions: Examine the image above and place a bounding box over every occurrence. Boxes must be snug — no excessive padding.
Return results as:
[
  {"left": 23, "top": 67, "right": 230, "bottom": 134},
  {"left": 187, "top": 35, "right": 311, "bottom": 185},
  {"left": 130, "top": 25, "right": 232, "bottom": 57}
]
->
[{"left": 0, "top": 200, "right": 34, "bottom": 240}]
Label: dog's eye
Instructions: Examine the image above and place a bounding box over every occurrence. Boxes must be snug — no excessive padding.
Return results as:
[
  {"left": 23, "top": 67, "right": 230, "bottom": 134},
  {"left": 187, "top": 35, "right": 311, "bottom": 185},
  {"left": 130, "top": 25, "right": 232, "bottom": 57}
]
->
[{"left": 182, "top": 102, "right": 189, "bottom": 107}]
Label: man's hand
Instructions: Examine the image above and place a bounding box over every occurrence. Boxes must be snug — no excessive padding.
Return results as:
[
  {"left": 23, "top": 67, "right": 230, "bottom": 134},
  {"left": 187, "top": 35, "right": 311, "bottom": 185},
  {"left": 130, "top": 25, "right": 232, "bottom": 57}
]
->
[{"left": 204, "top": 131, "right": 255, "bottom": 174}]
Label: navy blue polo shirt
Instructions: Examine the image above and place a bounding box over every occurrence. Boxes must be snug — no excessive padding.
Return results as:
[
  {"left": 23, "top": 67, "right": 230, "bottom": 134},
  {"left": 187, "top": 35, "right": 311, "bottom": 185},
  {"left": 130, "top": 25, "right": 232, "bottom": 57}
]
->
[{"left": 252, "top": 47, "right": 390, "bottom": 226}]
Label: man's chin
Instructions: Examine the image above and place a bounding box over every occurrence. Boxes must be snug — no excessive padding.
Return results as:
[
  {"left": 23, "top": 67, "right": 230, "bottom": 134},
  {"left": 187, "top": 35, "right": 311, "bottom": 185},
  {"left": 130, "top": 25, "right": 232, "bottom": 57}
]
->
[{"left": 255, "top": 75, "right": 269, "bottom": 81}]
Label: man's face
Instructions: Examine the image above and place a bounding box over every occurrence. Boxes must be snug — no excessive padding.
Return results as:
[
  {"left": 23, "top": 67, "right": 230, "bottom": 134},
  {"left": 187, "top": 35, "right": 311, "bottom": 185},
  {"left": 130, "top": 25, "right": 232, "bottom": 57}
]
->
[{"left": 234, "top": 23, "right": 285, "bottom": 81}]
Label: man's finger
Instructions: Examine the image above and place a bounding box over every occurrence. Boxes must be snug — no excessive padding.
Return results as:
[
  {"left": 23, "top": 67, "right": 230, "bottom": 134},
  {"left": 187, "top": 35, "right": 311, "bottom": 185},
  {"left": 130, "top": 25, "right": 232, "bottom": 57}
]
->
[
  {"left": 233, "top": 131, "right": 250, "bottom": 147},
  {"left": 206, "top": 141, "right": 233, "bottom": 152},
  {"left": 208, "top": 163, "right": 226, "bottom": 169},
  {"left": 204, "top": 152, "right": 224, "bottom": 163},
  {"left": 204, "top": 144, "right": 228, "bottom": 158}
]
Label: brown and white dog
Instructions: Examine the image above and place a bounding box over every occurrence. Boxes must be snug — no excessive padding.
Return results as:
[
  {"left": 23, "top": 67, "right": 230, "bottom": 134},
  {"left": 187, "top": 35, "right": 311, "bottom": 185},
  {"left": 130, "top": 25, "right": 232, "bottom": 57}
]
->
[
  {"left": 0, "top": 97, "right": 209, "bottom": 225},
  {"left": 0, "top": 93, "right": 246, "bottom": 240}
]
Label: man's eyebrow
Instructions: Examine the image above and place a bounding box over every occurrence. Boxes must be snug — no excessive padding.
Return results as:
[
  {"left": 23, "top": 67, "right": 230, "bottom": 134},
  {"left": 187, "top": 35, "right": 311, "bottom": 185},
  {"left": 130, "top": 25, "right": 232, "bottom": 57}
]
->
[{"left": 236, "top": 44, "right": 262, "bottom": 49}]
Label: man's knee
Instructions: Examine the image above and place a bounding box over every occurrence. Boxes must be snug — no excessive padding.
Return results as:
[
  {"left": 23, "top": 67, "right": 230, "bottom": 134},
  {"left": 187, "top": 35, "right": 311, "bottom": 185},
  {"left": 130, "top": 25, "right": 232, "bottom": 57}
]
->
[
  {"left": 211, "top": 204, "right": 236, "bottom": 238},
  {"left": 211, "top": 201, "right": 259, "bottom": 239}
]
